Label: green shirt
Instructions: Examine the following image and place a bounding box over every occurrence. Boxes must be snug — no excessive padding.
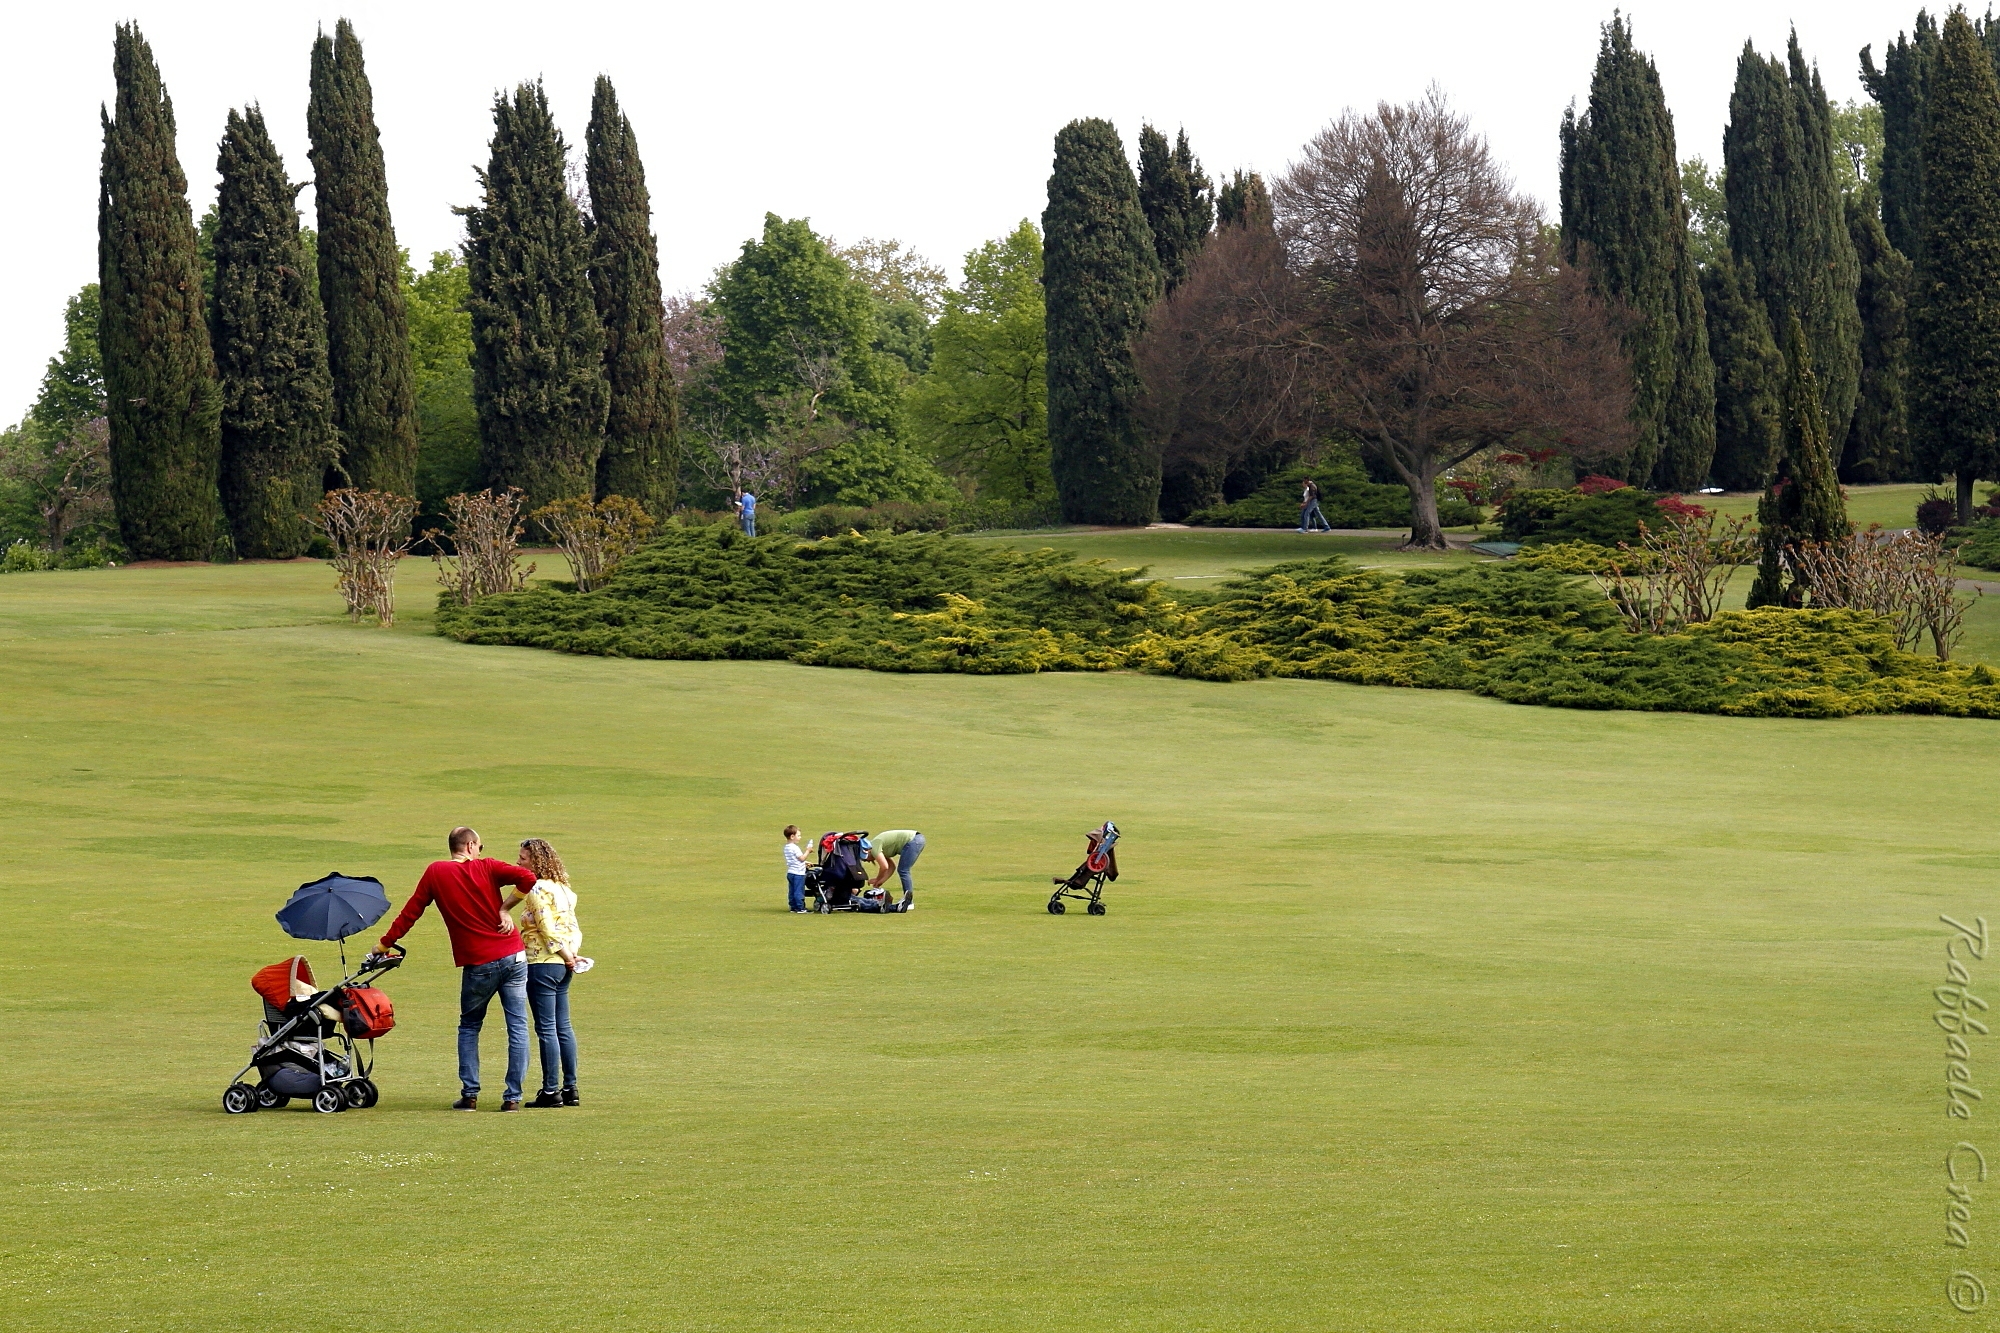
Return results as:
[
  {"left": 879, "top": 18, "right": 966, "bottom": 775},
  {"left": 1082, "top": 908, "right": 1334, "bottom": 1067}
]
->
[{"left": 874, "top": 830, "right": 919, "bottom": 859}]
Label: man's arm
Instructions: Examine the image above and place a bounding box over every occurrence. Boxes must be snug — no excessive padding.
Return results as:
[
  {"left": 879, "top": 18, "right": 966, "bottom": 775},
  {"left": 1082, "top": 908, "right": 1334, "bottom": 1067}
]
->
[{"left": 380, "top": 877, "right": 436, "bottom": 951}]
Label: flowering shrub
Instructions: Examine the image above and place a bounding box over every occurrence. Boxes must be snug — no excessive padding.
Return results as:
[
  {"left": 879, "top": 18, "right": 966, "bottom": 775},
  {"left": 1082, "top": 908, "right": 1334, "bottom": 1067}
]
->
[
  {"left": 1576, "top": 474, "right": 1630, "bottom": 496},
  {"left": 1917, "top": 493, "right": 1958, "bottom": 536}
]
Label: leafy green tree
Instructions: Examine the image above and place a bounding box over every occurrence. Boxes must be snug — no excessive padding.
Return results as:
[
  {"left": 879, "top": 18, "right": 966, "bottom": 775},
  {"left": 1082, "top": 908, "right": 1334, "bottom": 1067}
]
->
[
  {"left": 211, "top": 106, "right": 335, "bottom": 558},
  {"left": 1678, "top": 158, "right": 1728, "bottom": 269},
  {"left": 1909, "top": 6, "right": 2000, "bottom": 520},
  {"left": 907, "top": 221, "right": 1052, "bottom": 504},
  {"left": 98, "top": 22, "right": 221, "bottom": 560},
  {"left": 585, "top": 76, "right": 678, "bottom": 518},
  {"left": 1559, "top": 16, "right": 1716, "bottom": 489},
  {"left": 835, "top": 238, "right": 943, "bottom": 378},
  {"left": 309, "top": 19, "right": 419, "bottom": 495},
  {"left": 1723, "top": 34, "right": 1862, "bottom": 462},
  {"left": 1830, "top": 99, "right": 1885, "bottom": 196},
  {"left": 1700, "top": 253, "right": 1784, "bottom": 491},
  {"left": 32, "top": 285, "right": 106, "bottom": 434},
  {"left": 1215, "top": 170, "right": 1270, "bottom": 229},
  {"left": 402, "top": 251, "right": 479, "bottom": 524},
  {"left": 1138, "top": 126, "right": 1212, "bottom": 292},
  {"left": 1, "top": 286, "right": 114, "bottom": 552},
  {"left": 1749, "top": 316, "right": 1850, "bottom": 608},
  {"left": 462, "top": 81, "right": 609, "bottom": 512},
  {"left": 1043, "top": 118, "right": 1163, "bottom": 525},
  {"left": 1843, "top": 194, "right": 1913, "bottom": 482}
]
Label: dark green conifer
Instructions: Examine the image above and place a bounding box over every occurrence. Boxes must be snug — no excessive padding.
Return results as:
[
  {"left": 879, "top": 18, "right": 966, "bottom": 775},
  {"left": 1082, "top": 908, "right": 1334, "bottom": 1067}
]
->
[
  {"left": 1861, "top": 14, "right": 1940, "bottom": 266},
  {"left": 1043, "top": 119, "right": 1163, "bottom": 525},
  {"left": 1701, "top": 254, "right": 1785, "bottom": 491},
  {"left": 462, "top": 81, "right": 608, "bottom": 511},
  {"left": 1723, "top": 34, "right": 1862, "bottom": 460},
  {"left": 309, "top": 19, "right": 419, "bottom": 495},
  {"left": 1137, "top": 126, "right": 1213, "bottom": 293},
  {"left": 1842, "top": 194, "right": 1913, "bottom": 482},
  {"left": 1748, "top": 317, "right": 1850, "bottom": 608},
  {"left": 210, "top": 107, "right": 335, "bottom": 559},
  {"left": 1214, "top": 170, "right": 1271, "bottom": 229},
  {"left": 1559, "top": 16, "right": 1716, "bottom": 489},
  {"left": 1909, "top": 6, "right": 2000, "bottom": 520},
  {"left": 584, "top": 76, "right": 678, "bottom": 518},
  {"left": 98, "top": 23, "right": 221, "bottom": 560}
]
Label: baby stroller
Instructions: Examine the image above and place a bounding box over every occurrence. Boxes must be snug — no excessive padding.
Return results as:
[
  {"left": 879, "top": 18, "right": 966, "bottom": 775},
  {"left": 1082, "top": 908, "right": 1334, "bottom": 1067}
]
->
[
  {"left": 1048, "top": 820, "right": 1118, "bottom": 915},
  {"left": 808, "top": 831, "right": 899, "bottom": 913},
  {"left": 222, "top": 945, "right": 403, "bottom": 1114}
]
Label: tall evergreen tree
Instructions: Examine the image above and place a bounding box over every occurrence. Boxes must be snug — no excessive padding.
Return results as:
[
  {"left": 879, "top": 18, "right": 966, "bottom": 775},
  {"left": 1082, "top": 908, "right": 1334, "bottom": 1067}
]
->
[
  {"left": 1701, "top": 254, "right": 1785, "bottom": 490},
  {"left": 1137, "top": 126, "right": 1213, "bottom": 293},
  {"left": 1748, "top": 317, "right": 1850, "bottom": 608},
  {"left": 462, "top": 81, "right": 608, "bottom": 512},
  {"left": 1215, "top": 170, "right": 1271, "bottom": 229},
  {"left": 1909, "top": 6, "right": 2000, "bottom": 521},
  {"left": 98, "top": 23, "right": 221, "bottom": 560},
  {"left": 210, "top": 107, "right": 335, "bottom": 559},
  {"left": 584, "top": 75, "right": 678, "bottom": 518},
  {"left": 309, "top": 19, "right": 419, "bottom": 495},
  {"left": 1043, "top": 119, "right": 1163, "bottom": 525},
  {"left": 1559, "top": 16, "right": 1716, "bottom": 489},
  {"left": 1723, "top": 34, "right": 1862, "bottom": 461},
  {"left": 1861, "top": 14, "right": 1940, "bottom": 266},
  {"left": 1842, "top": 194, "right": 1913, "bottom": 482}
]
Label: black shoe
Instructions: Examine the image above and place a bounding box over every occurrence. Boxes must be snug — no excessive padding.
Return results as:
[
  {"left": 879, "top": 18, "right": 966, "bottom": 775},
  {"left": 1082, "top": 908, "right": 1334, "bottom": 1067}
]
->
[
  {"left": 561, "top": 1086, "right": 580, "bottom": 1107},
  {"left": 528, "top": 1089, "right": 564, "bottom": 1108},
  {"left": 499, "top": 1099, "right": 522, "bottom": 1112},
  {"left": 452, "top": 1094, "right": 478, "bottom": 1111}
]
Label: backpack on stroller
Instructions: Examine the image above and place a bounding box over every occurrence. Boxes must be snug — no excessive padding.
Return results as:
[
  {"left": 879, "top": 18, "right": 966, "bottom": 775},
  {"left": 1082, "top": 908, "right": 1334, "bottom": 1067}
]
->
[
  {"left": 222, "top": 945, "right": 403, "bottom": 1114},
  {"left": 1048, "top": 820, "right": 1118, "bottom": 915},
  {"left": 807, "top": 831, "right": 898, "bottom": 913}
]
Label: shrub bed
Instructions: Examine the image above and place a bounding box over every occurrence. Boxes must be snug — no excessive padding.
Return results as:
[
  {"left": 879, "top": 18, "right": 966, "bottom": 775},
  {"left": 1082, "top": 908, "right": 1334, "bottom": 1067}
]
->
[{"left": 1184, "top": 464, "right": 1481, "bottom": 529}]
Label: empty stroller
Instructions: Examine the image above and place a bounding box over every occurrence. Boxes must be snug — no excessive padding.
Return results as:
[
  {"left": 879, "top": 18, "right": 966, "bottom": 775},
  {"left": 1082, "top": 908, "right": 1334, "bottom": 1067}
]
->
[
  {"left": 222, "top": 945, "right": 403, "bottom": 1114},
  {"left": 1048, "top": 820, "right": 1119, "bottom": 915},
  {"left": 808, "top": 831, "right": 899, "bottom": 913}
]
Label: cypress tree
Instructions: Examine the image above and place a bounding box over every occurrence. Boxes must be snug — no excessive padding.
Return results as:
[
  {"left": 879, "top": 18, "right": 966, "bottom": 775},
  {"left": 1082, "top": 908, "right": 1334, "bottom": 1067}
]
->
[
  {"left": 584, "top": 76, "right": 678, "bottom": 518},
  {"left": 1842, "top": 194, "right": 1913, "bottom": 482},
  {"left": 1723, "top": 35, "right": 1862, "bottom": 461},
  {"left": 98, "top": 23, "right": 221, "bottom": 560},
  {"left": 1861, "top": 14, "right": 1940, "bottom": 266},
  {"left": 309, "top": 19, "right": 419, "bottom": 495},
  {"left": 1701, "top": 254, "right": 1785, "bottom": 491},
  {"left": 1137, "top": 126, "right": 1213, "bottom": 293},
  {"left": 1043, "top": 119, "right": 1163, "bottom": 525},
  {"left": 1909, "top": 5, "right": 2000, "bottom": 521},
  {"left": 211, "top": 107, "right": 336, "bottom": 559},
  {"left": 1558, "top": 16, "right": 1716, "bottom": 490},
  {"left": 1215, "top": 170, "right": 1271, "bottom": 229},
  {"left": 1748, "top": 317, "right": 1850, "bottom": 608},
  {"left": 462, "top": 81, "right": 608, "bottom": 512}
]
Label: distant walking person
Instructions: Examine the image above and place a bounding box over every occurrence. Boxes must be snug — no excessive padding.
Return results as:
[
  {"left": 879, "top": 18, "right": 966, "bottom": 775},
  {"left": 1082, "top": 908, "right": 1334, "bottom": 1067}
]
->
[
  {"left": 736, "top": 489, "right": 757, "bottom": 537},
  {"left": 378, "top": 826, "right": 537, "bottom": 1112},
  {"left": 1300, "top": 477, "right": 1330, "bottom": 532},
  {"left": 505, "top": 838, "right": 584, "bottom": 1108},
  {"left": 783, "top": 825, "right": 809, "bottom": 913},
  {"left": 868, "top": 829, "right": 925, "bottom": 912}
]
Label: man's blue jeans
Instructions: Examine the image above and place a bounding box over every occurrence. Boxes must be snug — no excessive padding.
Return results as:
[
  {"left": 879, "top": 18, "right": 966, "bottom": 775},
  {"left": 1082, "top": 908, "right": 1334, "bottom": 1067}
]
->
[
  {"left": 459, "top": 953, "right": 529, "bottom": 1102},
  {"left": 741, "top": 513, "right": 756, "bottom": 537}
]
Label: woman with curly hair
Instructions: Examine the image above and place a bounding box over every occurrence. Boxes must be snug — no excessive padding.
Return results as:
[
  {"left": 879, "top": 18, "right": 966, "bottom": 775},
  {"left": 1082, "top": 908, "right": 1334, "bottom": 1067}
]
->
[{"left": 504, "top": 838, "right": 585, "bottom": 1107}]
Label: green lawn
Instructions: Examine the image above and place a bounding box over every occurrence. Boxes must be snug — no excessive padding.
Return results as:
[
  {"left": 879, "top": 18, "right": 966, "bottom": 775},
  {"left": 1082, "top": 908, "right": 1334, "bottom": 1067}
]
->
[
  {"left": 0, "top": 547, "right": 1981, "bottom": 1330},
  {"left": 1700, "top": 481, "right": 1937, "bottom": 530}
]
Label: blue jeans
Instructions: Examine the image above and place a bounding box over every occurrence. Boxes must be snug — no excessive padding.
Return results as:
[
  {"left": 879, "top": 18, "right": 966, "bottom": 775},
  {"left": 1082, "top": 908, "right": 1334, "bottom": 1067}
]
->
[
  {"left": 1302, "top": 501, "right": 1329, "bottom": 531},
  {"left": 892, "top": 834, "right": 924, "bottom": 896},
  {"left": 526, "top": 962, "right": 578, "bottom": 1093},
  {"left": 459, "top": 953, "right": 529, "bottom": 1102},
  {"left": 740, "top": 512, "right": 756, "bottom": 537},
  {"left": 787, "top": 872, "right": 806, "bottom": 911}
]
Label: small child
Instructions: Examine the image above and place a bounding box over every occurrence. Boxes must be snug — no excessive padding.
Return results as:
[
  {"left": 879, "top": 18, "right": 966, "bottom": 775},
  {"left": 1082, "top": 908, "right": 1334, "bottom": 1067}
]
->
[{"left": 784, "top": 825, "right": 809, "bottom": 913}]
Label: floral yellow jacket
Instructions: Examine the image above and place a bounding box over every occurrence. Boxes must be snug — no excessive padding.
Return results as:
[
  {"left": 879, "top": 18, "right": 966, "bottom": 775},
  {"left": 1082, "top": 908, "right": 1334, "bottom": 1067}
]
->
[{"left": 519, "top": 880, "right": 582, "bottom": 965}]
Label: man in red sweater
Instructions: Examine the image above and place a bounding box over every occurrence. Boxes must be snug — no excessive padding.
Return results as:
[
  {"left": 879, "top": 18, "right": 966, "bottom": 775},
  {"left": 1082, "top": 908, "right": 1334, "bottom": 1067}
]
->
[{"left": 381, "top": 826, "right": 538, "bottom": 1111}]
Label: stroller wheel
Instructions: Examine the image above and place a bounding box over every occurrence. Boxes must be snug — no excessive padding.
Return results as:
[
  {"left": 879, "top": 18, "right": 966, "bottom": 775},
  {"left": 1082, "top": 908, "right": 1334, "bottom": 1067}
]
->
[
  {"left": 254, "top": 1085, "right": 289, "bottom": 1109},
  {"left": 222, "top": 1083, "right": 259, "bottom": 1115},
  {"left": 311, "top": 1087, "right": 345, "bottom": 1114},
  {"left": 1087, "top": 901, "right": 1106, "bottom": 916},
  {"left": 345, "top": 1078, "right": 379, "bottom": 1109},
  {"left": 1047, "top": 898, "right": 1066, "bottom": 914}
]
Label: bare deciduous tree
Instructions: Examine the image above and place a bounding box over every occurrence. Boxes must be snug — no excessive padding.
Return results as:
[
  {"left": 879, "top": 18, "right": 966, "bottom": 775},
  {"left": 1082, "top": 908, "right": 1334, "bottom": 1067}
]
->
[
  {"left": 1789, "top": 528, "right": 1977, "bottom": 660},
  {"left": 1598, "top": 510, "right": 1758, "bottom": 633},
  {"left": 1275, "top": 90, "right": 1635, "bottom": 548},
  {"left": 430, "top": 488, "right": 536, "bottom": 605},
  {"left": 314, "top": 489, "right": 418, "bottom": 625},
  {"left": 532, "top": 494, "right": 655, "bottom": 592}
]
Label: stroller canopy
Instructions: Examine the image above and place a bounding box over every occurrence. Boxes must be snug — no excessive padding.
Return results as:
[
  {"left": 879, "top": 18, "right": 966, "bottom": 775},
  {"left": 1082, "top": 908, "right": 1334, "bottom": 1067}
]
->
[{"left": 252, "top": 956, "right": 317, "bottom": 1009}]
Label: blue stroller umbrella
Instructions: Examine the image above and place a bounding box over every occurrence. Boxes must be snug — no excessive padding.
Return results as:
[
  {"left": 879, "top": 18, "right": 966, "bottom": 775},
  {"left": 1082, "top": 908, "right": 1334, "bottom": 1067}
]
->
[{"left": 277, "top": 873, "right": 392, "bottom": 942}]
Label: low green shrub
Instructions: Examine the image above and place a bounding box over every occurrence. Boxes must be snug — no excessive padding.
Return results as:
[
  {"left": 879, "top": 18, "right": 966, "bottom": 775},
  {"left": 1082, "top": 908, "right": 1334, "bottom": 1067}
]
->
[
  {"left": 766, "top": 497, "right": 1063, "bottom": 538},
  {"left": 2, "top": 540, "right": 56, "bottom": 572},
  {"left": 1957, "top": 518, "right": 2000, "bottom": 572},
  {"left": 437, "top": 528, "right": 2000, "bottom": 721},
  {"left": 1499, "top": 485, "right": 1681, "bottom": 546},
  {"left": 1185, "top": 464, "right": 1481, "bottom": 529},
  {"left": 1511, "top": 541, "right": 1625, "bottom": 574}
]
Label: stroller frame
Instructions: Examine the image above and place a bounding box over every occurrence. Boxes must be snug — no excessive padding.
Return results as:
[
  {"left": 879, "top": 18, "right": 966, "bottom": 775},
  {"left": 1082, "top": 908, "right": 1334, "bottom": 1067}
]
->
[
  {"left": 1049, "top": 820, "right": 1118, "bottom": 916},
  {"left": 223, "top": 943, "right": 403, "bottom": 1115},
  {"left": 807, "top": 831, "right": 900, "bottom": 914}
]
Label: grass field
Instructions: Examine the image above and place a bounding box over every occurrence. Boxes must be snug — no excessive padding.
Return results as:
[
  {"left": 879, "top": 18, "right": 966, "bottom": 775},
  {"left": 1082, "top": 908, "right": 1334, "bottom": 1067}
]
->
[
  {"left": 1698, "top": 481, "right": 1934, "bottom": 531},
  {"left": 0, "top": 541, "right": 1986, "bottom": 1331}
]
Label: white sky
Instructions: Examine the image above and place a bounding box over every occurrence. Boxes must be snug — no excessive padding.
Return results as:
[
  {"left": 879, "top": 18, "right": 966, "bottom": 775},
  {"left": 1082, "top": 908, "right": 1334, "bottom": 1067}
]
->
[{"left": 1, "top": 1, "right": 1904, "bottom": 419}]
